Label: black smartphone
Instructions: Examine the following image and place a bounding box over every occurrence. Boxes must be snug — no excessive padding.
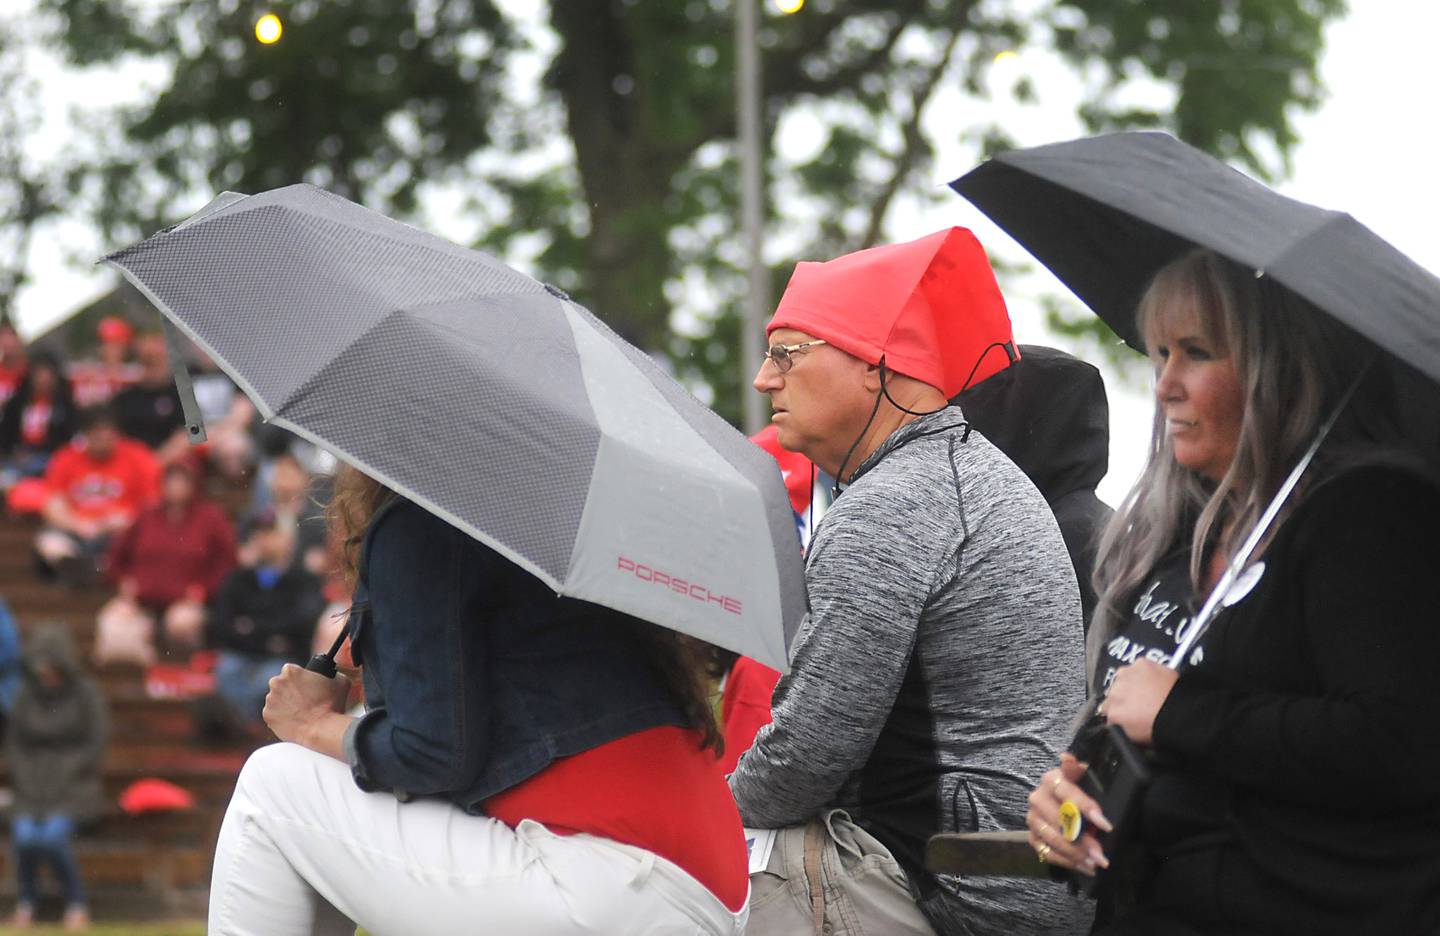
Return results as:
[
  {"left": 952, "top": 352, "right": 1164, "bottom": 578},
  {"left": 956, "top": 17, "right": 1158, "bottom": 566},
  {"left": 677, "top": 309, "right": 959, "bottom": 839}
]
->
[{"left": 1068, "top": 719, "right": 1152, "bottom": 897}]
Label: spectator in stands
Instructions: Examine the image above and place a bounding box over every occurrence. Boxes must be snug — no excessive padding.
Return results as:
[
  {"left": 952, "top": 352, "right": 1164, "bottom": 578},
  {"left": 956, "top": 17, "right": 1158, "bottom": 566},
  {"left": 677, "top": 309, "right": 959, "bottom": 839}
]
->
[
  {"left": 0, "top": 596, "right": 20, "bottom": 746},
  {"left": 4, "top": 624, "right": 108, "bottom": 932},
  {"left": 261, "top": 450, "right": 329, "bottom": 575},
  {"left": 67, "top": 316, "right": 140, "bottom": 409},
  {"left": 206, "top": 509, "right": 327, "bottom": 732},
  {"left": 1, "top": 351, "right": 79, "bottom": 490},
  {"left": 0, "top": 319, "right": 26, "bottom": 408},
  {"left": 98, "top": 459, "right": 236, "bottom": 661},
  {"left": 111, "top": 331, "right": 186, "bottom": 459},
  {"left": 34, "top": 407, "right": 161, "bottom": 587},
  {"left": 958, "top": 344, "right": 1113, "bottom": 630},
  {"left": 189, "top": 349, "right": 256, "bottom": 481}
]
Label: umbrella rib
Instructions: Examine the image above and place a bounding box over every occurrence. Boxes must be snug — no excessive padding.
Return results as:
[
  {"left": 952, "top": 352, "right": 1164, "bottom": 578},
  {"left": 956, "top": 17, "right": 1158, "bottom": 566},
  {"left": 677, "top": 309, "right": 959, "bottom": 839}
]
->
[
  {"left": 102, "top": 263, "right": 567, "bottom": 591},
  {"left": 262, "top": 410, "right": 565, "bottom": 593},
  {"left": 105, "top": 255, "right": 418, "bottom": 423},
  {"left": 102, "top": 260, "right": 281, "bottom": 422}
]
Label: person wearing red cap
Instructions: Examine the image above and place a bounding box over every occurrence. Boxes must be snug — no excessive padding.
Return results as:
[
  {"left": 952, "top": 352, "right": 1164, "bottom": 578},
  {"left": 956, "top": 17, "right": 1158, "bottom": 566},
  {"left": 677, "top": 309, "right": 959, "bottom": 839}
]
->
[
  {"left": 729, "top": 229, "right": 1090, "bottom": 935},
  {"left": 67, "top": 316, "right": 141, "bottom": 409}
]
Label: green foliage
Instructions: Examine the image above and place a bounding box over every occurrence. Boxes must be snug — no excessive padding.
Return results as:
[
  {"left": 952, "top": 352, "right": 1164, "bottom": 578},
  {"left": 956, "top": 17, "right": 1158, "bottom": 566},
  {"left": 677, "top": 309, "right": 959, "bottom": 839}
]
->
[
  {"left": 13, "top": 0, "right": 1347, "bottom": 425},
  {"left": 43, "top": 0, "right": 516, "bottom": 238},
  {"left": 0, "top": 19, "right": 60, "bottom": 321},
  {"left": 1055, "top": 0, "right": 1346, "bottom": 178}
]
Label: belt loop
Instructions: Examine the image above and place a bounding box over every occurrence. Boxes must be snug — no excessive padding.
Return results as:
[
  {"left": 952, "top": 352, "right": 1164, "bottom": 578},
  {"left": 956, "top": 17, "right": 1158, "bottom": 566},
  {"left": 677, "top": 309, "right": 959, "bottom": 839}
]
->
[
  {"left": 629, "top": 848, "right": 657, "bottom": 889},
  {"left": 803, "top": 820, "right": 826, "bottom": 936}
]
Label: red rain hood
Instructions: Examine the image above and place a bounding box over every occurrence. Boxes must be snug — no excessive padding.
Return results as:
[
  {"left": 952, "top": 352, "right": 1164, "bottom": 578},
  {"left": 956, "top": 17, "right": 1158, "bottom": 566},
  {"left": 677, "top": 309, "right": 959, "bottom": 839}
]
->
[{"left": 766, "top": 227, "right": 1016, "bottom": 397}]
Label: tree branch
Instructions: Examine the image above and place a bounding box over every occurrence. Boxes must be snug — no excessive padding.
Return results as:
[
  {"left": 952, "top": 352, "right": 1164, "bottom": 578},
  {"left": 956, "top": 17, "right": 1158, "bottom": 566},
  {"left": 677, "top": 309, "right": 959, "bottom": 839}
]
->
[
  {"left": 858, "top": 29, "right": 961, "bottom": 249},
  {"left": 763, "top": 3, "right": 926, "bottom": 102}
]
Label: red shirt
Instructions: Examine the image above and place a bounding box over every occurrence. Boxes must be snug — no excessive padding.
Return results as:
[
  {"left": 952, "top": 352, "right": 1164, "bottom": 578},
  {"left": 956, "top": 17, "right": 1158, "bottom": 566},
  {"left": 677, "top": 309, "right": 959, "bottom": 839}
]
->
[
  {"left": 107, "top": 499, "right": 237, "bottom": 609},
  {"left": 67, "top": 360, "right": 141, "bottom": 408},
  {"left": 0, "top": 362, "right": 23, "bottom": 407},
  {"left": 20, "top": 397, "right": 52, "bottom": 447},
  {"left": 484, "top": 726, "right": 748, "bottom": 912},
  {"left": 44, "top": 438, "right": 161, "bottom": 524},
  {"left": 719, "top": 657, "right": 781, "bottom": 774}
]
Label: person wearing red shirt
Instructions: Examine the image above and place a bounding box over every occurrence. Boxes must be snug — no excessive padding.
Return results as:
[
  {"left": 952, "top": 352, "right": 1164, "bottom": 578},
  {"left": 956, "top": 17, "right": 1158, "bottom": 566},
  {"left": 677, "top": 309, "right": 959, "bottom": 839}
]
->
[
  {"left": 101, "top": 459, "right": 236, "bottom": 658},
  {"left": 35, "top": 407, "right": 160, "bottom": 586},
  {"left": 66, "top": 316, "right": 141, "bottom": 409}
]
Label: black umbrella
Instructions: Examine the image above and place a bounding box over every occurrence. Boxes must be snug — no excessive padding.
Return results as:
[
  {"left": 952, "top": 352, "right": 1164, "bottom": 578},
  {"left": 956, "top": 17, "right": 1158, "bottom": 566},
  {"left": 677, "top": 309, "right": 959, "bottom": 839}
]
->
[
  {"left": 926, "top": 131, "right": 1440, "bottom": 883},
  {"left": 951, "top": 131, "right": 1440, "bottom": 391}
]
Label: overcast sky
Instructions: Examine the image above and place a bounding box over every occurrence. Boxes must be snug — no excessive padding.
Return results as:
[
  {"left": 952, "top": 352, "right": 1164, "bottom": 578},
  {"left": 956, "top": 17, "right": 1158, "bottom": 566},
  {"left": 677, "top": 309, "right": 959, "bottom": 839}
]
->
[{"left": 11, "top": 2, "right": 1438, "bottom": 501}]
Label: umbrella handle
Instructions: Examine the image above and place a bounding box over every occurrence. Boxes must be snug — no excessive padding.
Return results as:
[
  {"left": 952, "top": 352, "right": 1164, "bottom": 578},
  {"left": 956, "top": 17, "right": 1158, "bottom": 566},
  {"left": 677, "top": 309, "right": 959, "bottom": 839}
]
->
[
  {"left": 304, "top": 622, "right": 349, "bottom": 679},
  {"left": 161, "top": 319, "right": 208, "bottom": 444}
]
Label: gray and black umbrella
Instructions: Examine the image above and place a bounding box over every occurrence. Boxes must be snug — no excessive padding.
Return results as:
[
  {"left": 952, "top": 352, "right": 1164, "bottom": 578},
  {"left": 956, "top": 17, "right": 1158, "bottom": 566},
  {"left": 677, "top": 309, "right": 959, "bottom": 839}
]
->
[
  {"left": 951, "top": 131, "right": 1440, "bottom": 388},
  {"left": 104, "top": 184, "right": 804, "bottom": 671}
]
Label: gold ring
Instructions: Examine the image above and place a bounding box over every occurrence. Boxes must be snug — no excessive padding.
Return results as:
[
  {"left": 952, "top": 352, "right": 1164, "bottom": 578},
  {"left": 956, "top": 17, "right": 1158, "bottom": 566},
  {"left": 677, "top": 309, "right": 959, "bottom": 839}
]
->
[
  {"left": 1052, "top": 778, "right": 1064, "bottom": 795},
  {"left": 1037, "top": 843, "right": 1053, "bottom": 863}
]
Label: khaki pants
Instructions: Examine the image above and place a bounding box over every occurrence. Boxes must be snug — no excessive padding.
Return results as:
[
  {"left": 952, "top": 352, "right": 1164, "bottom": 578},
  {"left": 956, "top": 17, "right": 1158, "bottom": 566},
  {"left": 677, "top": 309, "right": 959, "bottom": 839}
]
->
[{"left": 747, "top": 810, "right": 937, "bottom": 936}]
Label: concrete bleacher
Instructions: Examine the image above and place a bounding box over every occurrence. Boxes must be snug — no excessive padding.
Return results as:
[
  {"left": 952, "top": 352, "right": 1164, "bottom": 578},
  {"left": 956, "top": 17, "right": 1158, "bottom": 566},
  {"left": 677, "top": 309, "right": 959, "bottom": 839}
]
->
[{"left": 0, "top": 478, "right": 265, "bottom": 922}]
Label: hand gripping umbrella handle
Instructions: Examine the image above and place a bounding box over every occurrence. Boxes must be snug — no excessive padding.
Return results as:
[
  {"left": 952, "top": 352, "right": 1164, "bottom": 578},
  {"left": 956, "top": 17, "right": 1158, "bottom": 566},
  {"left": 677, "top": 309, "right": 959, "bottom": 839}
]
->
[{"left": 305, "top": 623, "right": 349, "bottom": 679}]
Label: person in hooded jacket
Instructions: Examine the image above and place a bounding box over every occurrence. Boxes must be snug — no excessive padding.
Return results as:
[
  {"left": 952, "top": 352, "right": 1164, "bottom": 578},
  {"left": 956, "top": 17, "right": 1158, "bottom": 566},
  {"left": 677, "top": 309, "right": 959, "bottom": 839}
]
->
[
  {"left": 4, "top": 624, "right": 109, "bottom": 931},
  {"left": 730, "top": 229, "right": 1089, "bottom": 936},
  {"left": 958, "top": 345, "right": 1112, "bottom": 629}
]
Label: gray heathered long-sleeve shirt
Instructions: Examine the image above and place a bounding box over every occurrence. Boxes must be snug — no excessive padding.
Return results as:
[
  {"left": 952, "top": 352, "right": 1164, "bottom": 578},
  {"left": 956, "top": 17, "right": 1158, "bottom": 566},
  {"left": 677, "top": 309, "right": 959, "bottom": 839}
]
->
[{"left": 729, "top": 409, "right": 1091, "bottom": 936}]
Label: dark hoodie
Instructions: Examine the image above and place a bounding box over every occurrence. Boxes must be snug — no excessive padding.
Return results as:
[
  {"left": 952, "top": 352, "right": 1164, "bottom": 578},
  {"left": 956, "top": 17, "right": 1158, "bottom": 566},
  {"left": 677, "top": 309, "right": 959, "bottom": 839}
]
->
[
  {"left": 0, "top": 351, "right": 78, "bottom": 457},
  {"left": 4, "top": 624, "right": 109, "bottom": 820},
  {"left": 958, "top": 344, "right": 1112, "bottom": 629}
]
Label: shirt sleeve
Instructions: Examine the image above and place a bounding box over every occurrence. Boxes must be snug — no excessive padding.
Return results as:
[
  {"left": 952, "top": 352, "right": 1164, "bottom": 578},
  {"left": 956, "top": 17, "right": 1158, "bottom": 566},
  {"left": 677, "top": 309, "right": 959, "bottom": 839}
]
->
[
  {"left": 728, "top": 491, "right": 949, "bottom": 827},
  {"left": 1153, "top": 469, "right": 1440, "bottom": 806},
  {"left": 347, "top": 504, "right": 491, "bottom": 799}
]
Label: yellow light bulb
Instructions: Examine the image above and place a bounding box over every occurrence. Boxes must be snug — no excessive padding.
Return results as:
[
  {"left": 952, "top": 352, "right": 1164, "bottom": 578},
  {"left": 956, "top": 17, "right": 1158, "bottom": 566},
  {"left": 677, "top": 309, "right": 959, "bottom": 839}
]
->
[
  {"left": 255, "top": 13, "right": 283, "bottom": 44},
  {"left": 775, "top": 0, "right": 805, "bottom": 13},
  {"left": 993, "top": 50, "right": 1019, "bottom": 66}
]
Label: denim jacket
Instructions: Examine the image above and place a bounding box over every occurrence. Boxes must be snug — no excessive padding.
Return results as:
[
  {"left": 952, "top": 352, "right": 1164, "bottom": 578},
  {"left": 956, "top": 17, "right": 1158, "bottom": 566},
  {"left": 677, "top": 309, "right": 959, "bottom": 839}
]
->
[{"left": 341, "top": 498, "right": 688, "bottom": 813}]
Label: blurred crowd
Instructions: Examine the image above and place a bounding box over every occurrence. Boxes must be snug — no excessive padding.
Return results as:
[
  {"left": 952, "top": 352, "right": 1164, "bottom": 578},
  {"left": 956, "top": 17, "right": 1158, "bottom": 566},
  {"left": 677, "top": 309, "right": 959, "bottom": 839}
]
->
[{"left": 0, "top": 314, "right": 345, "bottom": 740}]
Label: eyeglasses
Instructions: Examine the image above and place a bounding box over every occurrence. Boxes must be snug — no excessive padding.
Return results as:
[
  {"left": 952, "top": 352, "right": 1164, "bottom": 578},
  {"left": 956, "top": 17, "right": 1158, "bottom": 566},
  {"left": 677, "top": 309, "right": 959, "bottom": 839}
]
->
[{"left": 763, "top": 339, "right": 827, "bottom": 373}]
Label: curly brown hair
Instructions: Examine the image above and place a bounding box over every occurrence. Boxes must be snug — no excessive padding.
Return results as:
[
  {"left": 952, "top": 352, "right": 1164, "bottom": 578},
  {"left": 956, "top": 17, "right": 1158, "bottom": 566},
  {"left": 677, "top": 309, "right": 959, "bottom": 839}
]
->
[{"left": 325, "top": 463, "right": 727, "bottom": 755}]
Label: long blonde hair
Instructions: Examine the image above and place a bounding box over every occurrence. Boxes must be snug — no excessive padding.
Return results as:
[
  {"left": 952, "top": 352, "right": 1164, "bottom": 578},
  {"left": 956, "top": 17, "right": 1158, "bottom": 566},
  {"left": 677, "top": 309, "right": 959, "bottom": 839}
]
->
[{"left": 1087, "top": 249, "right": 1393, "bottom": 683}]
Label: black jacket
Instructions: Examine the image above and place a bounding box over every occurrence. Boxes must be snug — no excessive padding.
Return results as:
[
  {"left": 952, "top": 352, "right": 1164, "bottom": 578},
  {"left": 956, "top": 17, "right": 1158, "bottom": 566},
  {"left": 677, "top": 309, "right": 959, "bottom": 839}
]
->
[
  {"left": 207, "top": 565, "right": 328, "bottom": 661},
  {"left": 958, "top": 344, "right": 1112, "bottom": 629},
  {"left": 1142, "top": 466, "right": 1440, "bottom": 935},
  {"left": 0, "top": 364, "right": 78, "bottom": 457},
  {"left": 111, "top": 381, "right": 184, "bottom": 449}
]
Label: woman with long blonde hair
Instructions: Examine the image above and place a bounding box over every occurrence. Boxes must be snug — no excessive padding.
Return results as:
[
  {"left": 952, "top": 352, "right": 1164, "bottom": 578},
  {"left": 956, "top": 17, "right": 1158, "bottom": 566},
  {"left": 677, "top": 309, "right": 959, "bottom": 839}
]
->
[{"left": 1027, "top": 249, "right": 1440, "bottom": 934}]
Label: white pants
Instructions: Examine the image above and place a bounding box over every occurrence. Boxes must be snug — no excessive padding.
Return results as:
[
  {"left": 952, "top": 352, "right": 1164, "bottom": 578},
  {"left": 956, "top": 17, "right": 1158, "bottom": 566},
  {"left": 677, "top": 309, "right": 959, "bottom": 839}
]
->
[{"left": 208, "top": 743, "right": 749, "bottom": 936}]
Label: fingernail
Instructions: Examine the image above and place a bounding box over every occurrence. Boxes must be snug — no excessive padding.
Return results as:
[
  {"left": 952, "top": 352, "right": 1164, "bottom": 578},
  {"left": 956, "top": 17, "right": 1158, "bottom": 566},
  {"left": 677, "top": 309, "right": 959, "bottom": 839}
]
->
[
  {"left": 1088, "top": 809, "right": 1114, "bottom": 833},
  {"left": 1088, "top": 846, "right": 1109, "bottom": 869}
]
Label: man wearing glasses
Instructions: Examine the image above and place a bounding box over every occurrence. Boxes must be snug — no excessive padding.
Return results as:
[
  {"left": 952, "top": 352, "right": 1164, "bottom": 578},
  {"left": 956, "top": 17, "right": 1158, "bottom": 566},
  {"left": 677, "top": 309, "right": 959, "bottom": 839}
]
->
[{"left": 728, "top": 228, "right": 1089, "bottom": 936}]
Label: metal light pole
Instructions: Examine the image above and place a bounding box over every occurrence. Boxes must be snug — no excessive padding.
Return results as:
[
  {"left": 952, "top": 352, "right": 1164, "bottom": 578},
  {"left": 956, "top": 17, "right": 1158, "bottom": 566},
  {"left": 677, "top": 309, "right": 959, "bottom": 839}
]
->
[{"left": 736, "top": 0, "right": 768, "bottom": 435}]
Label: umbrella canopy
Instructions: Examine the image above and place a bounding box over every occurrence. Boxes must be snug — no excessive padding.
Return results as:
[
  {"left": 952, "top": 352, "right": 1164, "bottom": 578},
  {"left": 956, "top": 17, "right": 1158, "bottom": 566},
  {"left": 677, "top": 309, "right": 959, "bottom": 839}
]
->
[
  {"left": 950, "top": 131, "right": 1440, "bottom": 389},
  {"left": 103, "top": 184, "right": 805, "bottom": 671}
]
